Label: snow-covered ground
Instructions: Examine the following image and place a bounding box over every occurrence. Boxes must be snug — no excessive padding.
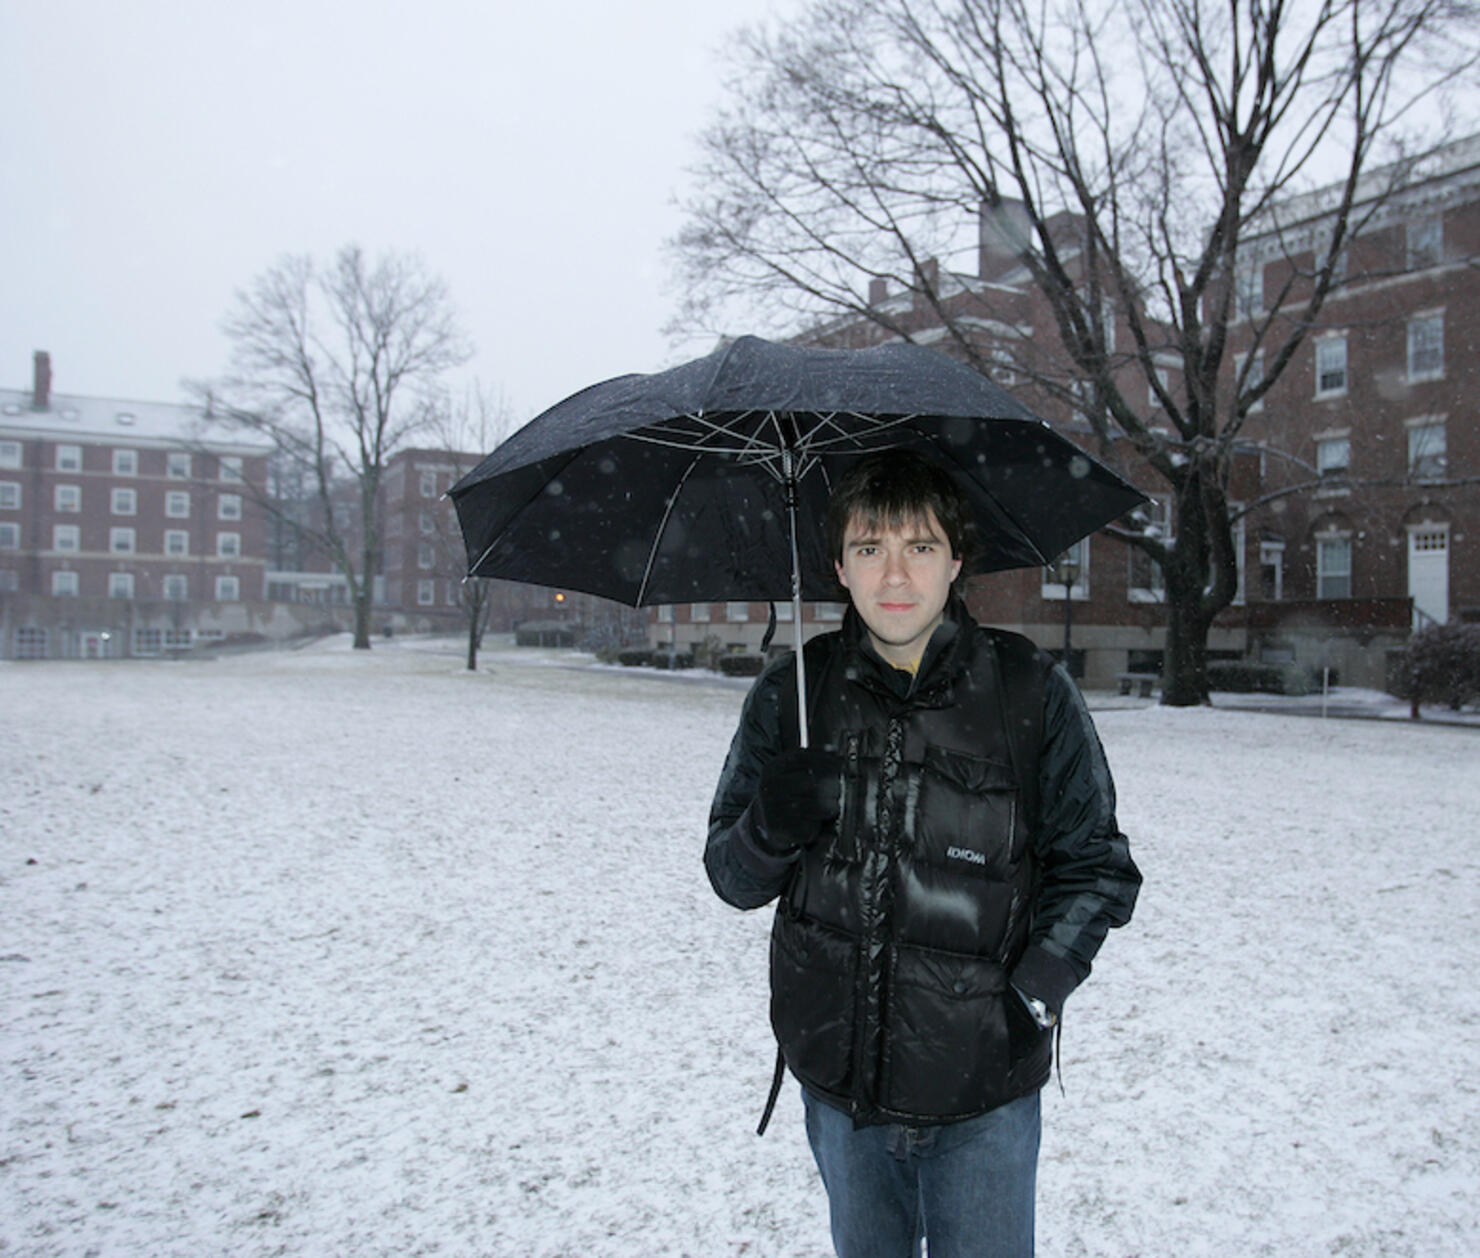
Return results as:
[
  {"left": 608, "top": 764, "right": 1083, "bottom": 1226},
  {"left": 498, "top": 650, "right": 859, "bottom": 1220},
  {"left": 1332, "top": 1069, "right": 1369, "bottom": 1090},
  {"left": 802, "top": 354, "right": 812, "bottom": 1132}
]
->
[{"left": 3, "top": 637, "right": 1477, "bottom": 1257}]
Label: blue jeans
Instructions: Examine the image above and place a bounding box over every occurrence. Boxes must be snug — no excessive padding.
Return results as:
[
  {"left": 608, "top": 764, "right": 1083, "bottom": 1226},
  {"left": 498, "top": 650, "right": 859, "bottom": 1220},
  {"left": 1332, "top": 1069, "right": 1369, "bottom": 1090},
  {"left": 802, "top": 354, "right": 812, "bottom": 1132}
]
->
[{"left": 802, "top": 1088, "right": 1041, "bottom": 1258}]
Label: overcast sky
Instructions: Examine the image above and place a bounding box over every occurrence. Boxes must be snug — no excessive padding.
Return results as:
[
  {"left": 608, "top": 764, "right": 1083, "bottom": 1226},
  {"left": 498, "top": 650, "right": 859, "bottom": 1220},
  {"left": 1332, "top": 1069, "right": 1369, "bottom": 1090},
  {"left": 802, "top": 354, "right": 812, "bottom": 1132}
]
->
[{"left": 1, "top": 0, "right": 794, "bottom": 428}]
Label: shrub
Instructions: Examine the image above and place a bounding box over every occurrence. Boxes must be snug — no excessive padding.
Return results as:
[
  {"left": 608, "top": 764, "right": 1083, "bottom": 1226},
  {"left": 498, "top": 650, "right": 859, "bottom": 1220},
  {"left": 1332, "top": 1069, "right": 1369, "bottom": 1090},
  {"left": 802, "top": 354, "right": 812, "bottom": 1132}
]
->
[
  {"left": 718, "top": 653, "right": 767, "bottom": 677},
  {"left": 1399, "top": 623, "right": 1480, "bottom": 712},
  {"left": 616, "top": 648, "right": 654, "bottom": 668},
  {"left": 652, "top": 650, "right": 694, "bottom": 670},
  {"left": 1207, "top": 662, "right": 1285, "bottom": 694}
]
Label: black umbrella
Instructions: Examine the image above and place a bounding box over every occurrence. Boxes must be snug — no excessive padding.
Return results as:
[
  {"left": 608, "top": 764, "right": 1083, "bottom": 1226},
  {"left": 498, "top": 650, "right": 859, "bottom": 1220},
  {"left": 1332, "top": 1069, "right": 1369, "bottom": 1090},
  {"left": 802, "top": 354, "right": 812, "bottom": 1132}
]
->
[{"left": 449, "top": 335, "right": 1145, "bottom": 742}]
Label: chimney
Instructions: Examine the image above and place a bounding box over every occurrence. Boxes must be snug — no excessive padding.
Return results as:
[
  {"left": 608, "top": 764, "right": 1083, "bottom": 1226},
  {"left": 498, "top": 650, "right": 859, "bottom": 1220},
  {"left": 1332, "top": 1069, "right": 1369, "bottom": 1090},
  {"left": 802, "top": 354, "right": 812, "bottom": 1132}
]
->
[
  {"left": 978, "top": 199, "right": 1033, "bottom": 280},
  {"left": 32, "top": 351, "right": 52, "bottom": 411},
  {"left": 868, "top": 277, "right": 888, "bottom": 306},
  {"left": 912, "top": 258, "right": 940, "bottom": 312}
]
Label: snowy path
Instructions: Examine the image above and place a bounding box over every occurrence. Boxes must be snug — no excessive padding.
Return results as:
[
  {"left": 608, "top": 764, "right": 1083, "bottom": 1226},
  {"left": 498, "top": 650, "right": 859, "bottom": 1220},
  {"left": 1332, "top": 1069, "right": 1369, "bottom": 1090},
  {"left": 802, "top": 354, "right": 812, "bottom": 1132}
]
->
[{"left": 2, "top": 642, "right": 1477, "bottom": 1256}]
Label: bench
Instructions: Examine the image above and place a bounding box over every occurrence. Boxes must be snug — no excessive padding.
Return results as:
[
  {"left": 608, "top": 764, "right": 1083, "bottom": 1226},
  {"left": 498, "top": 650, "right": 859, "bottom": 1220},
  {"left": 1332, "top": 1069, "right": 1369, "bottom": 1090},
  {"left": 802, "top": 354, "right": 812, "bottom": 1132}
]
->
[{"left": 1116, "top": 673, "right": 1158, "bottom": 698}]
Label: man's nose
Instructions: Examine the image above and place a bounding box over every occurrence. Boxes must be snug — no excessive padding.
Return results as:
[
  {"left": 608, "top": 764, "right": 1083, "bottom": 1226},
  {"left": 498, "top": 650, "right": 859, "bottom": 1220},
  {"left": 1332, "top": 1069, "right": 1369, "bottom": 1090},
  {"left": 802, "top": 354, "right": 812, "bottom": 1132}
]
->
[{"left": 882, "top": 549, "right": 909, "bottom": 583}]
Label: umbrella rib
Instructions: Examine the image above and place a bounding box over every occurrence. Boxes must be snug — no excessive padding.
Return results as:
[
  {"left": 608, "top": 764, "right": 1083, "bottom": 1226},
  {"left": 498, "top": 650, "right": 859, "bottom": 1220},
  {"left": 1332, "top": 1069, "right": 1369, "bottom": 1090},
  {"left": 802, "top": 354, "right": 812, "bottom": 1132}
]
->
[{"left": 633, "top": 450, "right": 704, "bottom": 605}]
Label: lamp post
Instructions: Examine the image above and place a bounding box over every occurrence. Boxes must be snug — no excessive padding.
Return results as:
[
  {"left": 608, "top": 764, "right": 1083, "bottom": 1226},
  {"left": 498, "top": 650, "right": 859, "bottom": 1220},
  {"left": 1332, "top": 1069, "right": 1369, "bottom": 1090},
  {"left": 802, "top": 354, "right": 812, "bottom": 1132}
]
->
[{"left": 1051, "top": 552, "right": 1081, "bottom": 678}]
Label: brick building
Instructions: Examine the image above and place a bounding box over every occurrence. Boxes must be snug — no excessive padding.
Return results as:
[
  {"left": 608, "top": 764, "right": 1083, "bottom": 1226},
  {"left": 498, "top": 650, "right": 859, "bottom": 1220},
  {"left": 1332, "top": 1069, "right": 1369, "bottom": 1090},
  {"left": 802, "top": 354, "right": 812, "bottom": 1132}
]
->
[
  {"left": 651, "top": 139, "right": 1478, "bottom": 688},
  {"left": 0, "top": 352, "right": 278, "bottom": 659}
]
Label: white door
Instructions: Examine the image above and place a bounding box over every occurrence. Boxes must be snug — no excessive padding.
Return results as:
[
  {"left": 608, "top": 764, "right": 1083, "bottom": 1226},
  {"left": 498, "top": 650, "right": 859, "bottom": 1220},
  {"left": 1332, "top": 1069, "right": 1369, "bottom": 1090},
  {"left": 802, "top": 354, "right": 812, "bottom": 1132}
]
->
[{"left": 1408, "top": 527, "right": 1449, "bottom": 628}]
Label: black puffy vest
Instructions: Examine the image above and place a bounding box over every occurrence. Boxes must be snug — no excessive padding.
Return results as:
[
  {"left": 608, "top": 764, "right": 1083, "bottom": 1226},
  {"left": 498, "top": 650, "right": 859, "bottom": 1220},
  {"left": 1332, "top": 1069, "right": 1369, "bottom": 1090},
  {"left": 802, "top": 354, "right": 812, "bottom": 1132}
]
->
[{"left": 769, "top": 618, "right": 1052, "bottom": 1125}]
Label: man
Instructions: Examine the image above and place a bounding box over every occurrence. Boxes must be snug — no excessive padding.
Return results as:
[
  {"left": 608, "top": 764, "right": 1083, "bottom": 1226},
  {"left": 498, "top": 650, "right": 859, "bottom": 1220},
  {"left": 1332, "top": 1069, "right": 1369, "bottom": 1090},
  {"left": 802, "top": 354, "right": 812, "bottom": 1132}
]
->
[{"left": 705, "top": 450, "right": 1140, "bottom": 1258}]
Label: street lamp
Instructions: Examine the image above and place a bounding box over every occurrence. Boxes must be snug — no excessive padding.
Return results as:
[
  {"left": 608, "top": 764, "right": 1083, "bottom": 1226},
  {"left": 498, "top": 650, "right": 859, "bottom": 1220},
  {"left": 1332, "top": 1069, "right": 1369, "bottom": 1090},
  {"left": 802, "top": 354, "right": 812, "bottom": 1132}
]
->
[{"left": 1050, "top": 551, "right": 1081, "bottom": 677}]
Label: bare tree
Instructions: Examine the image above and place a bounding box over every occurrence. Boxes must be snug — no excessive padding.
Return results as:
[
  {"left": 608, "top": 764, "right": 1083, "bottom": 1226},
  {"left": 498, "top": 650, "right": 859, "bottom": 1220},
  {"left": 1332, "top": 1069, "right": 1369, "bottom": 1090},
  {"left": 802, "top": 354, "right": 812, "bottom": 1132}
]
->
[
  {"left": 673, "top": 0, "right": 1478, "bottom": 703},
  {"left": 199, "top": 245, "right": 471, "bottom": 648}
]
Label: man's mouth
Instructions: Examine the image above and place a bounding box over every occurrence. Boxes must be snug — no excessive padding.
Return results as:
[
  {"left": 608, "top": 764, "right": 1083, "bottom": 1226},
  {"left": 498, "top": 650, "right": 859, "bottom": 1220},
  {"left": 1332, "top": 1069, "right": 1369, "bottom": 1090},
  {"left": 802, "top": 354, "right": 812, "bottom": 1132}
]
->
[{"left": 878, "top": 601, "right": 915, "bottom": 612}]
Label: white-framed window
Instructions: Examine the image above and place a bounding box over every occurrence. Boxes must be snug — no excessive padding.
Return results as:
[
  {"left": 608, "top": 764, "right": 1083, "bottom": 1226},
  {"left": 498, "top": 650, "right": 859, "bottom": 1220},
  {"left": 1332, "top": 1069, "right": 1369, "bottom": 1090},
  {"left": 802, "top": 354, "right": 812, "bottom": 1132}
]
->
[
  {"left": 56, "top": 444, "right": 82, "bottom": 471},
  {"left": 53, "top": 524, "right": 80, "bottom": 552},
  {"left": 215, "top": 575, "right": 240, "bottom": 601},
  {"left": 112, "top": 487, "right": 137, "bottom": 515},
  {"left": 15, "top": 625, "right": 48, "bottom": 657},
  {"left": 419, "top": 469, "right": 437, "bottom": 497},
  {"left": 165, "top": 491, "right": 190, "bottom": 518},
  {"left": 164, "top": 529, "right": 189, "bottom": 556},
  {"left": 690, "top": 602, "right": 711, "bottom": 622},
  {"left": 1315, "top": 336, "right": 1347, "bottom": 397},
  {"left": 0, "top": 522, "right": 19, "bottom": 549},
  {"left": 162, "top": 574, "right": 189, "bottom": 601},
  {"left": 164, "top": 628, "right": 192, "bottom": 650},
  {"left": 51, "top": 569, "right": 79, "bottom": 597},
  {"left": 216, "top": 531, "right": 241, "bottom": 558},
  {"left": 1259, "top": 538, "right": 1285, "bottom": 602},
  {"left": 1235, "top": 263, "right": 1263, "bottom": 317},
  {"left": 1043, "top": 538, "right": 1090, "bottom": 600},
  {"left": 108, "top": 571, "right": 135, "bottom": 599},
  {"left": 775, "top": 601, "right": 795, "bottom": 622},
  {"left": 1407, "top": 216, "right": 1442, "bottom": 269},
  {"left": 726, "top": 601, "right": 749, "bottom": 622},
  {"left": 1127, "top": 498, "right": 1170, "bottom": 602},
  {"left": 113, "top": 449, "right": 138, "bottom": 475},
  {"left": 445, "top": 580, "right": 459, "bottom": 606},
  {"left": 1316, "top": 535, "right": 1352, "bottom": 599},
  {"left": 0, "top": 481, "right": 19, "bottom": 510},
  {"left": 417, "top": 543, "right": 435, "bottom": 569},
  {"left": 0, "top": 440, "right": 20, "bottom": 469},
  {"left": 656, "top": 605, "right": 674, "bottom": 623},
  {"left": 218, "top": 456, "right": 243, "bottom": 483},
  {"left": 417, "top": 578, "right": 436, "bottom": 606},
  {"left": 0, "top": 568, "right": 18, "bottom": 592},
  {"left": 109, "top": 527, "right": 136, "bottom": 554},
  {"left": 419, "top": 510, "right": 436, "bottom": 534},
  {"left": 814, "top": 602, "right": 847, "bottom": 621},
  {"left": 1235, "top": 351, "right": 1264, "bottom": 414},
  {"left": 55, "top": 484, "right": 81, "bottom": 512},
  {"left": 1148, "top": 368, "right": 1170, "bottom": 409},
  {"left": 1407, "top": 418, "right": 1446, "bottom": 480},
  {"left": 133, "top": 627, "right": 162, "bottom": 656},
  {"left": 167, "top": 452, "right": 192, "bottom": 479},
  {"left": 1316, "top": 434, "right": 1350, "bottom": 478},
  {"left": 217, "top": 493, "right": 242, "bottom": 521},
  {"left": 988, "top": 346, "right": 1016, "bottom": 385},
  {"left": 1407, "top": 312, "right": 1444, "bottom": 381}
]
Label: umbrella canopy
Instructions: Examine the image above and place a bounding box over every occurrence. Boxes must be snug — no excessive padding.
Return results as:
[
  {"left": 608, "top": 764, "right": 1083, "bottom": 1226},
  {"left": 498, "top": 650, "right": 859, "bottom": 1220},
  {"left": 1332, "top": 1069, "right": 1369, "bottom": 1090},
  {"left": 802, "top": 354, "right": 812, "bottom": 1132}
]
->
[{"left": 449, "top": 336, "right": 1145, "bottom": 605}]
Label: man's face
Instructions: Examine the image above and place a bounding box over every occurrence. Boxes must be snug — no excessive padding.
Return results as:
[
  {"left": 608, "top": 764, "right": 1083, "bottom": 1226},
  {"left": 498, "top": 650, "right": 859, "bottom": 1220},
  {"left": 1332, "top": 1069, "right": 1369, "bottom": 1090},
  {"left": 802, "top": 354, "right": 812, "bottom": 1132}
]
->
[{"left": 834, "top": 508, "right": 962, "bottom": 669}]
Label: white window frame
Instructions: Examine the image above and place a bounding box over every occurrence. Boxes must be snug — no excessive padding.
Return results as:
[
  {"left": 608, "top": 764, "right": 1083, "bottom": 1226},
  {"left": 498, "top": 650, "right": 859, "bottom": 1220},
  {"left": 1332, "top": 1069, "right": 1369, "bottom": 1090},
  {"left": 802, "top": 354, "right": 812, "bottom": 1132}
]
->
[
  {"left": 108, "top": 571, "right": 135, "bottom": 599},
  {"left": 218, "top": 456, "right": 243, "bottom": 483},
  {"left": 0, "top": 481, "right": 20, "bottom": 510},
  {"left": 417, "top": 542, "right": 435, "bottom": 570},
  {"left": 419, "top": 509, "right": 436, "bottom": 534},
  {"left": 419, "top": 469, "right": 438, "bottom": 497},
  {"left": 111, "top": 487, "right": 137, "bottom": 515},
  {"left": 1127, "top": 499, "right": 1170, "bottom": 603},
  {"left": 0, "top": 440, "right": 20, "bottom": 469},
  {"left": 1407, "top": 217, "right": 1442, "bottom": 269},
  {"left": 215, "top": 575, "right": 241, "bottom": 601},
  {"left": 55, "top": 484, "right": 81, "bottom": 512},
  {"left": 656, "top": 605, "right": 674, "bottom": 623},
  {"left": 167, "top": 452, "right": 192, "bottom": 479},
  {"left": 1235, "top": 351, "right": 1264, "bottom": 414},
  {"left": 1043, "top": 538, "right": 1090, "bottom": 601},
  {"left": 109, "top": 527, "right": 136, "bottom": 554},
  {"left": 1406, "top": 417, "right": 1447, "bottom": 480},
  {"left": 162, "top": 574, "right": 189, "bottom": 601},
  {"left": 1259, "top": 539, "right": 1285, "bottom": 603},
  {"left": 165, "top": 491, "right": 190, "bottom": 519},
  {"left": 814, "top": 602, "right": 847, "bottom": 621},
  {"left": 417, "top": 578, "right": 436, "bottom": 606},
  {"left": 164, "top": 529, "right": 190, "bottom": 557},
  {"left": 217, "top": 493, "right": 242, "bottom": 521},
  {"left": 56, "top": 444, "right": 82, "bottom": 471},
  {"left": 1315, "top": 433, "right": 1351, "bottom": 479},
  {"left": 1314, "top": 336, "right": 1348, "bottom": 398},
  {"left": 0, "top": 522, "right": 19, "bottom": 549},
  {"left": 113, "top": 449, "right": 138, "bottom": 476},
  {"left": 53, "top": 524, "right": 80, "bottom": 552},
  {"left": 216, "top": 531, "right": 241, "bottom": 558},
  {"left": 51, "top": 569, "right": 79, "bottom": 597},
  {"left": 726, "top": 601, "right": 749, "bottom": 622},
  {"left": 1407, "top": 311, "right": 1444, "bottom": 382},
  {"left": 1316, "top": 534, "right": 1352, "bottom": 600},
  {"left": 1235, "top": 263, "right": 1263, "bottom": 318},
  {"left": 690, "top": 602, "right": 711, "bottom": 622}
]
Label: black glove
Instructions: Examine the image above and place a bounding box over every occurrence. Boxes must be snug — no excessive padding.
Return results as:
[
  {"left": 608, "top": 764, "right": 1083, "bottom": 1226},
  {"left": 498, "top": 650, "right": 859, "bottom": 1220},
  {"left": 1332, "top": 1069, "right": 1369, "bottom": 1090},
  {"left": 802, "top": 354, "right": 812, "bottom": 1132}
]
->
[{"left": 751, "top": 748, "right": 844, "bottom": 858}]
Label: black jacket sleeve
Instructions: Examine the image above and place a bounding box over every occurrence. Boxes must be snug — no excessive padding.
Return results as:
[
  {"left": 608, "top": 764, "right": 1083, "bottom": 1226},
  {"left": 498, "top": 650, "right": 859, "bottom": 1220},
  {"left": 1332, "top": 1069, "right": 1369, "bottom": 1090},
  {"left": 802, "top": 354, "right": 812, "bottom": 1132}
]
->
[
  {"left": 704, "top": 654, "right": 799, "bottom": 909},
  {"left": 1007, "top": 664, "right": 1141, "bottom": 1016}
]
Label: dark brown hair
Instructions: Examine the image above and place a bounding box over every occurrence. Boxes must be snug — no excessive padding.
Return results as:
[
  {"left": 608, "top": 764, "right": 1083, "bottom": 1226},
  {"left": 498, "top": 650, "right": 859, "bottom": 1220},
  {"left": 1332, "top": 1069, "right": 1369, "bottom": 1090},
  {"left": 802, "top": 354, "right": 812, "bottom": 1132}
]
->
[{"left": 825, "top": 450, "right": 974, "bottom": 586}]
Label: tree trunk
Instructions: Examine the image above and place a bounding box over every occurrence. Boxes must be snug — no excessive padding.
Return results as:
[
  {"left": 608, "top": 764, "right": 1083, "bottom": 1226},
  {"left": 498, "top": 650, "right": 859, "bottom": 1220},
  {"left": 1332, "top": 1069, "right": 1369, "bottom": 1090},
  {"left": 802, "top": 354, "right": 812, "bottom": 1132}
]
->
[
  {"left": 466, "top": 616, "right": 479, "bottom": 671},
  {"left": 1162, "top": 579, "right": 1212, "bottom": 706},
  {"left": 353, "top": 594, "right": 373, "bottom": 650}
]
